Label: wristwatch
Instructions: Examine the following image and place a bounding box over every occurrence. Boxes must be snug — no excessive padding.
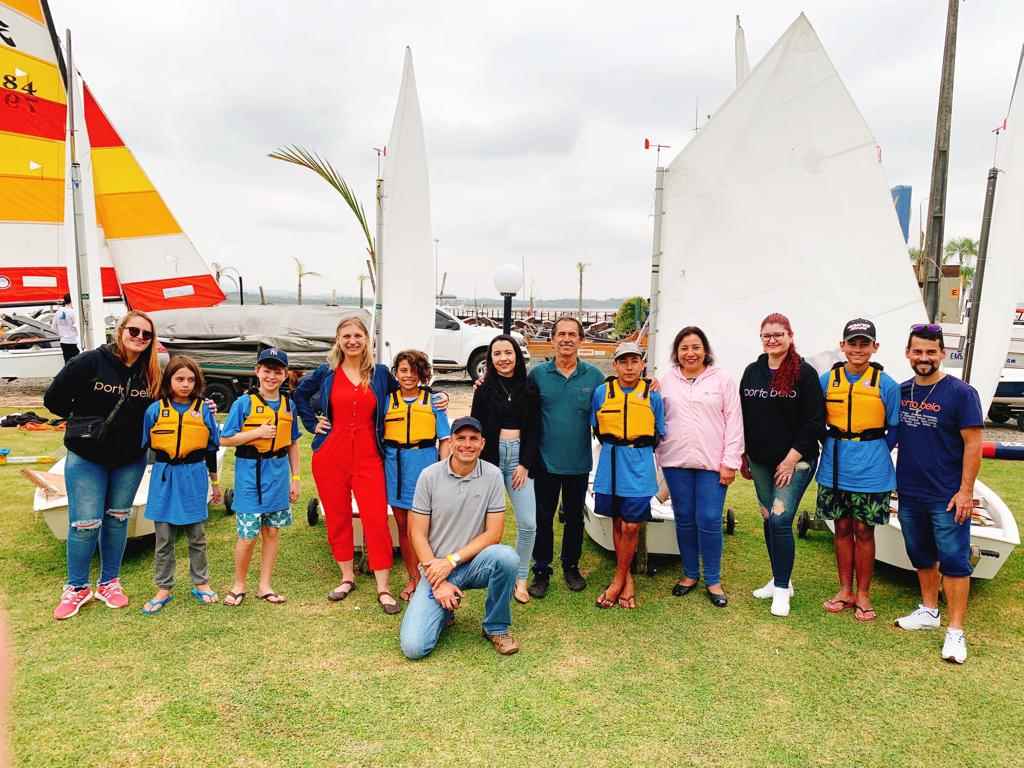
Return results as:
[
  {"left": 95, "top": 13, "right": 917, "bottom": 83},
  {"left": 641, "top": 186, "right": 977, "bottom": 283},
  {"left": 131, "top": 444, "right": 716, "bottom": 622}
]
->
[{"left": 446, "top": 552, "right": 462, "bottom": 567}]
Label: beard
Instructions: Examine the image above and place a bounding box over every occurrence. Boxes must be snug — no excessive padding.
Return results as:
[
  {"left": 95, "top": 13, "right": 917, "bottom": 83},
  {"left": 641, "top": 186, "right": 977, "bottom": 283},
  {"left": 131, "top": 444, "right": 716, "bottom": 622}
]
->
[{"left": 913, "top": 360, "right": 939, "bottom": 376}]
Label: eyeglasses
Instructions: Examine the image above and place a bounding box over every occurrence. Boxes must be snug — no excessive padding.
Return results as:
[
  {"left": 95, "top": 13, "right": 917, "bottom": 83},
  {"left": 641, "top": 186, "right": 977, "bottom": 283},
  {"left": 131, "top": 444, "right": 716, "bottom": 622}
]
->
[
  {"left": 125, "top": 326, "right": 154, "bottom": 341},
  {"left": 760, "top": 332, "right": 786, "bottom": 341}
]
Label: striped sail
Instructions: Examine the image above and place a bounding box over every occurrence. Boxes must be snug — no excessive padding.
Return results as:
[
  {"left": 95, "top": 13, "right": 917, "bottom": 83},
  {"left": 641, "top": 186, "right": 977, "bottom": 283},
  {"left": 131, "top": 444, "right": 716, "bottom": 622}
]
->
[
  {"left": 82, "top": 83, "right": 223, "bottom": 310},
  {"left": 0, "top": 0, "right": 67, "bottom": 304}
]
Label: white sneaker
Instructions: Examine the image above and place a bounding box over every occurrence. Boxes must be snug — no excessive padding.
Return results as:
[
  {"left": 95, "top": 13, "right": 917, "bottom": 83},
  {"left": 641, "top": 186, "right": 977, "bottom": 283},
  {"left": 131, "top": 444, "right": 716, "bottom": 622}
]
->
[
  {"left": 770, "top": 589, "right": 791, "bottom": 617},
  {"left": 941, "top": 630, "right": 967, "bottom": 664},
  {"left": 895, "top": 604, "right": 941, "bottom": 630},
  {"left": 752, "top": 579, "right": 794, "bottom": 600}
]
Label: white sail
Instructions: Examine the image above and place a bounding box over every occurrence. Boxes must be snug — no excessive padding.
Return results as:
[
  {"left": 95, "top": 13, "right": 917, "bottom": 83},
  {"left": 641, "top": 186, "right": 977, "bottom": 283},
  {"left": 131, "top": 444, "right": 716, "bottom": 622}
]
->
[
  {"left": 379, "top": 47, "right": 434, "bottom": 363},
  {"left": 963, "top": 60, "right": 1024, "bottom": 415},
  {"left": 654, "top": 14, "right": 924, "bottom": 380},
  {"left": 735, "top": 15, "right": 750, "bottom": 87}
]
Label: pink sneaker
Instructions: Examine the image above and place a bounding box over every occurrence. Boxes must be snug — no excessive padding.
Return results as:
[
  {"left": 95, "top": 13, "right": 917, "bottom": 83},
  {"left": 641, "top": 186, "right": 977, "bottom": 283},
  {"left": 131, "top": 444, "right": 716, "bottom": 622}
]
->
[
  {"left": 53, "top": 585, "right": 93, "bottom": 620},
  {"left": 96, "top": 579, "right": 129, "bottom": 609}
]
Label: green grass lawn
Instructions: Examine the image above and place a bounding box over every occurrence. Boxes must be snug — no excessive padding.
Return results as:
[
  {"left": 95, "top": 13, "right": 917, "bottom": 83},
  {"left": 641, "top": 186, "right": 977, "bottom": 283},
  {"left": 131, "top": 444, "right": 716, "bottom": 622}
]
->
[{"left": 2, "top": 406, "right": 1023, "bottom": 767}]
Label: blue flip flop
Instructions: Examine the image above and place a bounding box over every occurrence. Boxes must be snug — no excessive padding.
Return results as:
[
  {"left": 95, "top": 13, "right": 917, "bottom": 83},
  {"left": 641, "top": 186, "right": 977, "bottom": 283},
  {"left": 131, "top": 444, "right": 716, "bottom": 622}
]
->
[
  {"left": 141, "top": 594, "right": 174, "bottom": 615},
  {"left": 191, "top": 587, "right": 219, "bottom": 604}
]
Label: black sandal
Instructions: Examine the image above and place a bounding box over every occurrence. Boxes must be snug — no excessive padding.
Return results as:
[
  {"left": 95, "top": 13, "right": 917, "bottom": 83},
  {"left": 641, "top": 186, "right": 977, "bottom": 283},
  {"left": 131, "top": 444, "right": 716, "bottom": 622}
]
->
[
  {"left": 223, "top": 591, "right": 246, "bottom": 607},
  {"left": 378, "top": 591, "right": 401, "bottom": 615},
  {"left": 328, "top": 581, "right": 356, "bottom": 602}
]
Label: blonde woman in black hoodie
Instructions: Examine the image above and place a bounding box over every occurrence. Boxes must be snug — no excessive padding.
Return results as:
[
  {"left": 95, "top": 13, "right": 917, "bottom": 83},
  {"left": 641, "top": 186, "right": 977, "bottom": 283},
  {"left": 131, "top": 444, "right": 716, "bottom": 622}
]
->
[{"left": 45, "top": 311, "right": 162, "bottom": 620}]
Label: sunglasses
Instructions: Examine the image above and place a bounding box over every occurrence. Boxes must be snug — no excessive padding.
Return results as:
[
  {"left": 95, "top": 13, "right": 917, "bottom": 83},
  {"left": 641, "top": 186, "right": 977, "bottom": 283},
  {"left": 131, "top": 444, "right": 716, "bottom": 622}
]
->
[
  {"left": 125, "top": 326, "right": 154, "bottom": 341},
  {"left": 911, "top": 323, "right": 942, "bottom": 333}
]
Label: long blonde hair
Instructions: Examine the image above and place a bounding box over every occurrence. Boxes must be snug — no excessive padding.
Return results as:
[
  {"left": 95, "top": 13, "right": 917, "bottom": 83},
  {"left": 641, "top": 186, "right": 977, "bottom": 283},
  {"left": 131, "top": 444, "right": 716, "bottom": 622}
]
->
[
  {"left": 328, "top": 316, "right": 375, "bottom": 388},
  {"left": 113, "top": 310, "right": 161, "bottom": 397}
]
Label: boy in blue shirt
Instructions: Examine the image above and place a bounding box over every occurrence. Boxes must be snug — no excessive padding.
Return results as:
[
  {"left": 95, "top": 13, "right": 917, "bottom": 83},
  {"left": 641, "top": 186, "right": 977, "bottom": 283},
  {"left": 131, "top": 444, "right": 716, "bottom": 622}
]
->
[
  {"left": 816, "top": 319, "right": 900, "bottom": 622},
  {"left": 591, "top": 342, "right": 665, "bottom": 609},
  {"left": 220, "top": 348, "right": 301, "bottom": 606}
]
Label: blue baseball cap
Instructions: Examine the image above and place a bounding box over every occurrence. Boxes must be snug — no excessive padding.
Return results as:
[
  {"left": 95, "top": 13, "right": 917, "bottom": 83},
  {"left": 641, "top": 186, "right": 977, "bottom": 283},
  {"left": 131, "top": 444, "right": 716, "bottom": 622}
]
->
[
  {"left": 450, "top": 416, "right": 483, "bottom": 434},
  {"left": 256, "top": 347, "right": 289, "bottom": 368}
]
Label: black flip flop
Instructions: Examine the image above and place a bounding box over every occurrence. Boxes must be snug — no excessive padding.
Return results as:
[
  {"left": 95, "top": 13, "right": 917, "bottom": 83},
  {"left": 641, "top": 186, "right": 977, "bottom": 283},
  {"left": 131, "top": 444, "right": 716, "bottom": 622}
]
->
[
  {"left": 256, "top": 591, "right": 287, "bottom": 605},
  {"left": 328, "top": 581, "right": 356, "bottom": 602},
  {"left": 224, "top": 591, "right": 246, "bottom": 607}
]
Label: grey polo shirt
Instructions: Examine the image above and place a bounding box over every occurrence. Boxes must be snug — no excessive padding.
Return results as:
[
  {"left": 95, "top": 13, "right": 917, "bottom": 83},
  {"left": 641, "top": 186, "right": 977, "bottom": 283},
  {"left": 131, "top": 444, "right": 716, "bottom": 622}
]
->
[{"left": 411, "top": 457, "right": 506, "bottom": 558}]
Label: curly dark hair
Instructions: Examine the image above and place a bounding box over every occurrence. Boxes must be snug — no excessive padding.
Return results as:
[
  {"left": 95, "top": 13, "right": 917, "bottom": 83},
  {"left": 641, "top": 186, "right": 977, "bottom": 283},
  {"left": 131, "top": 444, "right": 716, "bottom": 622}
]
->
[{"left": 391, "top": 349, "right": 432, "bottom": 384}]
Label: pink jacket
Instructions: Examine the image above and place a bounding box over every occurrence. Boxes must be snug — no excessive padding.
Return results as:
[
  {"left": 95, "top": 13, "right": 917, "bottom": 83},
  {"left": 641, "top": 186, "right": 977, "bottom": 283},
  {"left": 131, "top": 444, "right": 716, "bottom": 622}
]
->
[{"left": 656, "top": 365, "right": 744, "bottom": 471}]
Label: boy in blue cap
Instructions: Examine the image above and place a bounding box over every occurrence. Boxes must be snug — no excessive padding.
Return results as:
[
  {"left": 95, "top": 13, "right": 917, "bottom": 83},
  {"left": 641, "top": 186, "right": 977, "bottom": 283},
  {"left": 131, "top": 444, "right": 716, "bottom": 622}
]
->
[{"left": 219, "top": 348, "right": 301, "bottom": 606}]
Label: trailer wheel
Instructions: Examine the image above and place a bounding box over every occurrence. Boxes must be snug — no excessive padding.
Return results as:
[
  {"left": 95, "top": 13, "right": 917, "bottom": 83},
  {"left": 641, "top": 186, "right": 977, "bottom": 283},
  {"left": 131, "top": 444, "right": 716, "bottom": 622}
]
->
[
  {"left": 205, "top": 381, "right": 237, "bottom": 413},
  {"left": 988, "top": 405, "right": 1010, "bottom": 424},
  {"left": 307, "top": 497, "right": 320, "bottom": 526},
  {"left": 223, "top": 488, "right": 235, "bottom": 516},
  {"left": 724, "top": 508, "right": 736, "bottom": 535},
  {"left": 1017, "top": 415, "right": 1024, "bottom": 432},
  {"left": 467, "top": 349, "right": 488, "bottom": 381},
  {"left": 797, "top": 510, "right": 810, "bottom": 539}
]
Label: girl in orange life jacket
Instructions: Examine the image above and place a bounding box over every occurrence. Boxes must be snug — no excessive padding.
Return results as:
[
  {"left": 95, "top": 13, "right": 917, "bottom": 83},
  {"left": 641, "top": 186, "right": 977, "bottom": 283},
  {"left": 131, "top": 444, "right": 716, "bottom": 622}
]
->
[
  {"left": 384, "top": 350, "right": 451, "bottom": 601},
  {"left": 140, "top": 356, "right": 221, "bottom": 614}
]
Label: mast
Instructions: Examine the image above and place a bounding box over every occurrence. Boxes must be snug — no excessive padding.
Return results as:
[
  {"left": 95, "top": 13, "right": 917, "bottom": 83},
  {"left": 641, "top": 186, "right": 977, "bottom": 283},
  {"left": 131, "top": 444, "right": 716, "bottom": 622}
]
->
[
  {"left": 647, "top": 164, "right": 665, "bottom": 377},
  {"left": 65, "top": 30, "right": 95, "bottom": 350},
  {"left": 922, "top": 0, "right": 960, "bottom": 321},
  {"left": 374, "top": 175, "right": 384, "bottom": 364},
  {"left": 961, "top": 167, "right": 999, "bottom": 383}
]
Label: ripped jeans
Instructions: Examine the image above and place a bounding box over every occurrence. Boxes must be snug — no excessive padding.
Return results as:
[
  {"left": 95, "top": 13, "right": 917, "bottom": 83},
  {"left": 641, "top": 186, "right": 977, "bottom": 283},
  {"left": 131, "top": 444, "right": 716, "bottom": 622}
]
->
[
  {"left": 65, "top": 451, "right": 147, "bottom": 587},
  {"left": 748, "top": 457, "right": 816, "bottom": 589}
]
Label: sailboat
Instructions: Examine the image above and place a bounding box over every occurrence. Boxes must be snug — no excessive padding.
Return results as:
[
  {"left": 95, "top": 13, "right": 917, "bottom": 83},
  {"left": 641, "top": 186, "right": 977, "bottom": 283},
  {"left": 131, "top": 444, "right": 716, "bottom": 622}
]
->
[
  {"left": 0, "top": 0, "right": 224, "bottom": 380},
  {"left": 1, "top": 0, "right": 225, "bottom": 538},
  {"left": 583, "top": 14, "right": 1018, "bottom": 578}
]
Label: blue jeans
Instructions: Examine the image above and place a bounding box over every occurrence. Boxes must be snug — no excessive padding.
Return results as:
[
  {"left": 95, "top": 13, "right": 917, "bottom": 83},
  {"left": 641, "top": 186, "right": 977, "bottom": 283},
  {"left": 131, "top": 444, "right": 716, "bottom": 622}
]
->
[
  {"left": 897, "top": 497, "right": 972, "bottom": 577},
  {"left": 499, "top": 439, "right": 537, "bottom": 580},
  {"left": 664, "top": 467, "right": 728, "bottom": 586},
  {"left": 400, "top": 544, "right": 519, "bottom": 660},
  {"left": 65, "top": 451, "right": 148, "bottom": 587},
  {"left": 749, "top": 457, "right": 816, "bottom": 588}
]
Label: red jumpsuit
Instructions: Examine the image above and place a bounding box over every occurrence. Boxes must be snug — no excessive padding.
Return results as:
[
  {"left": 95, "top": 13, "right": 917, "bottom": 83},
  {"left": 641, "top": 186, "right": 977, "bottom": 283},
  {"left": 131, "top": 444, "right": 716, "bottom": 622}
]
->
[{"left": 311, "top": 372, "right": 393, "bottom": 571}]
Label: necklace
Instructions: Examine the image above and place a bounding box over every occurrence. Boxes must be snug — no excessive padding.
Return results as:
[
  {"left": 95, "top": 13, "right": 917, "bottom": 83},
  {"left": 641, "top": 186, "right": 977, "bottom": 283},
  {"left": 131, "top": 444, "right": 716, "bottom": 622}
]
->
[
  {"left": 910, "top": 378, "right": 940, "bottom": 409},
  {"left": 496, "top": 379, "right": 513, "bottom": 403}
]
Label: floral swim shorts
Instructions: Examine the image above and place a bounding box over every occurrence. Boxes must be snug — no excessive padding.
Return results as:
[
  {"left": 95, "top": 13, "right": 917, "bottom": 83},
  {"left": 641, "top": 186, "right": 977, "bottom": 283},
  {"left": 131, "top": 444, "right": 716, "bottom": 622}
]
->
[
  {"left": 235, "top": 509, "right": 293, "bottom": 540},
  {"left": 816, "top": 487, "right": 891, "bottom": 527}
]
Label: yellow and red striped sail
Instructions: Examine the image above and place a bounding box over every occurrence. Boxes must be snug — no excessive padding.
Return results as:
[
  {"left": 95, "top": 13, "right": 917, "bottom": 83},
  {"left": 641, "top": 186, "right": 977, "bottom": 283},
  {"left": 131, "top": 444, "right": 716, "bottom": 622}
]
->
[
  {"left": 0, "top": 0, "right": 67, "bottom": 304},
  {"left": 82, "top": 83, "right": 224, "bottom": 310}
]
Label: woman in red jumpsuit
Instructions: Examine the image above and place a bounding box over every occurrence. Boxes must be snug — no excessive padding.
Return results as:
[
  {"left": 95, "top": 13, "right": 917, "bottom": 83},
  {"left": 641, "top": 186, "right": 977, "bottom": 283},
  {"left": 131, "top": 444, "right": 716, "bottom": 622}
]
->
[{"left": 294, "top": 317, "right": 400, "bottom": 614}]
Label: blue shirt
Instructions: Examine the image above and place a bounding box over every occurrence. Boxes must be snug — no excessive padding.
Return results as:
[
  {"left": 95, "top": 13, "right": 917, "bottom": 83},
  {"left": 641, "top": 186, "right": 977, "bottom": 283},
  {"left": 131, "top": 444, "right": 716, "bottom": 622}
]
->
[
  {"left": 222, "top": 395, "right": 302, "bottom": 513},
  {"left": 142, "top": 400, "right": 220, "bottom": 525},
  {"left": 591, "top": 382, "right": 665, "bottom": 497},
  {"left": 816, "top": 368, "right": 900, "bottom": 493},
  {"left": 896, "top": 375, "right": 983, "bottom": 504},
  {"left": 529, "top": 359, "right": 606, "bottom": 475}
]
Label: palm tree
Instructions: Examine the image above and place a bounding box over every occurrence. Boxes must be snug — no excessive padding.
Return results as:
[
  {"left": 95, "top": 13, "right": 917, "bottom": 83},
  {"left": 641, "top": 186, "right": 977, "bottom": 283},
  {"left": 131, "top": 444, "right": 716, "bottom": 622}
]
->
[
  {"left": 269, "top": 146, "right": 375, "bottom": 261},
  {"left": 945, "top": 237, "right": 978, "bottom": 310},
  {"left": 292, "top": 257, "right": 322, "bottom": 305}
]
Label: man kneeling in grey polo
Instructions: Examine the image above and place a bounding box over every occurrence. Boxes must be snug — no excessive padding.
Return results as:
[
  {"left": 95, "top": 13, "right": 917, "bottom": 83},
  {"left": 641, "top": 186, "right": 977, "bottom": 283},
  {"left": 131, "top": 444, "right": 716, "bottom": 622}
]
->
[{"left": 400, "top": 416, "right": 521, "bottom": 658}]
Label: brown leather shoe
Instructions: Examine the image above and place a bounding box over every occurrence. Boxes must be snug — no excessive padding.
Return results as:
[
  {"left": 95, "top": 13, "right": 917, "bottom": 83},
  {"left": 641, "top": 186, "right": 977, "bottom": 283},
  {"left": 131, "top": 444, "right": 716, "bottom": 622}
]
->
[{"left": 482, "top": 630, "right": 520, "bottom": 655}]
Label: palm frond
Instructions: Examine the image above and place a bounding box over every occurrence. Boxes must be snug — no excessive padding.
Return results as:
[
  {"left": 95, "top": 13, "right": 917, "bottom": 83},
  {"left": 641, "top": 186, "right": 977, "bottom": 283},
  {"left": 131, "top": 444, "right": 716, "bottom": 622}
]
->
[{"left": 270, "top": 145, "right": 375, "bottom": 258}]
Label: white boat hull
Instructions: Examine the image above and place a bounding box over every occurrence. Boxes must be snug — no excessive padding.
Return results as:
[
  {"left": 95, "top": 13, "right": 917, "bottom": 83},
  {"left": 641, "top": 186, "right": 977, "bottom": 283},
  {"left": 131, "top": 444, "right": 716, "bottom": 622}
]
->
[
  {"left": 35, "top": 451, "right": 226, "bottom": 541},
  {"left": 0, "top": 346, "right": 62, "bottom": 380}
]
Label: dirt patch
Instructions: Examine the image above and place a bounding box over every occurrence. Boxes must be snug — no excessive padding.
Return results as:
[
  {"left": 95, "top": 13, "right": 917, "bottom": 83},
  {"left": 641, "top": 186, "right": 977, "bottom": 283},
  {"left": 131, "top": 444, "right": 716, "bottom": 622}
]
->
[{"left": 0, "top": 378, "right": 47, "bottom": 408}]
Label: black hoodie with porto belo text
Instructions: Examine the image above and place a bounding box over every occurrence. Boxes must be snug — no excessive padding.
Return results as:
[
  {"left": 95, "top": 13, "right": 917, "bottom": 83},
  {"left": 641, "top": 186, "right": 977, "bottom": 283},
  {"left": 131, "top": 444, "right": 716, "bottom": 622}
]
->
[{"left": 44, "top": 344, "right": 155, "bottom": 468}]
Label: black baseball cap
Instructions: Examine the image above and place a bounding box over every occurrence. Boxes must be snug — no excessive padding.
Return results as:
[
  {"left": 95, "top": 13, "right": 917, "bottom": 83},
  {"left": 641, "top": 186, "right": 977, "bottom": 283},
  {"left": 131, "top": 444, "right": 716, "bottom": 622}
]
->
[
  {"left": 256, "top": 347, "right": 289, "bottom": 367},
  {"left": 842, "top": 318, "right": 876, "bottom": 342},
  {"left": 450, "top": 416, "right": 483, "bottom": 434}
]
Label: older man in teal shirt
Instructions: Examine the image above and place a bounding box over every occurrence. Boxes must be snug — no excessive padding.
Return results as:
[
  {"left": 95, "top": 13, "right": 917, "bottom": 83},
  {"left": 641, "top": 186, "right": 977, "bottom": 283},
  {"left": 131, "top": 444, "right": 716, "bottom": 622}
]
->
[{"left": 527, "top": 317, "right": 606, "bottom": 598}]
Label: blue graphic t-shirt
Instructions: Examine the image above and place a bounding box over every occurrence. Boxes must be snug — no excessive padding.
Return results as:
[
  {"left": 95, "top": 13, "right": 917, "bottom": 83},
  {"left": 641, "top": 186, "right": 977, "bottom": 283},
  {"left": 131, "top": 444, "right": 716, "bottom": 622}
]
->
[{"left": 896, "top": 375, "right": 983, "bottom": 504}]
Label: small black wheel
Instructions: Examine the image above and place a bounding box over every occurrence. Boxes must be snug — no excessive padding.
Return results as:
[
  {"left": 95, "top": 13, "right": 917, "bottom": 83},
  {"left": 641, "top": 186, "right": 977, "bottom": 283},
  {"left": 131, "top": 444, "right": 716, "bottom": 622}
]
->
[
  {"left": 797, "top": 510, "right": 810, "bottom": 539},
  {"left": 223, "top": 488, "right": 235, "bottom": 516},
  {"left": 988, "top": 405, "right": 1010, "bottom": 424},
  {"left": 725, "top": 508, "right": 736, "bottom": 535},
  {"left": 204, "top": 381, "right": 237, "bottom": 413},
  {"left": 307, "top": 497, "right": 320, "bottom": 526},
  {"left": 467, "top": 348, "right": 488, "bottom": 381}
]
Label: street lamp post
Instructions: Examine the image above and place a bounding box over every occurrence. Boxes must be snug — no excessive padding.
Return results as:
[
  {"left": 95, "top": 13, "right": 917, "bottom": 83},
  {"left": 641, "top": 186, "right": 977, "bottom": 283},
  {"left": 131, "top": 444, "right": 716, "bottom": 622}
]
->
[{"left": 494, "top": 264, "right": 523, "bottom": 336}]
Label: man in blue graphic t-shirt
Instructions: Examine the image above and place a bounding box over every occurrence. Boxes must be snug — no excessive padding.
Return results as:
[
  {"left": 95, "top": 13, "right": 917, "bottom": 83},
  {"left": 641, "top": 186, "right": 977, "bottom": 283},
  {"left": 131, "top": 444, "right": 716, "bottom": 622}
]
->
[{"left": 893, "top": 324, "right": 983, "bottom": 665}]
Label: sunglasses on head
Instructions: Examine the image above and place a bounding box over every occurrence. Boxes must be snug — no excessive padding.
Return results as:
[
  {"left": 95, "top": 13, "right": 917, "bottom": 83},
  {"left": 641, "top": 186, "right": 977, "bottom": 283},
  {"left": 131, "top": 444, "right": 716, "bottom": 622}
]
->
[
  {"left": 125, "top": 326, "right": 154, "bottom": 341},
  {"left": 911, "top": 323, "right": 942, "bottom": 333}
]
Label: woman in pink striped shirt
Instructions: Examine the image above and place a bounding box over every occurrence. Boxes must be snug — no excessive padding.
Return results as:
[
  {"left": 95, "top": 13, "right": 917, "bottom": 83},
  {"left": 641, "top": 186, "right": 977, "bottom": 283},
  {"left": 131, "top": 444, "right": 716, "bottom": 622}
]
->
[{"left": 656, "top": 327, "right": 745, "bottom": 608}]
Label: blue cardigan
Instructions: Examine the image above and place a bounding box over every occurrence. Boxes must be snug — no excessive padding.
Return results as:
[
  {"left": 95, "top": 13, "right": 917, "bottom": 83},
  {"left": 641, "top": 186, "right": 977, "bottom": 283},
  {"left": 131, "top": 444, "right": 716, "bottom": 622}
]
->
[{"left": 293, "top": 363, "right": 398, "bottom": 455}]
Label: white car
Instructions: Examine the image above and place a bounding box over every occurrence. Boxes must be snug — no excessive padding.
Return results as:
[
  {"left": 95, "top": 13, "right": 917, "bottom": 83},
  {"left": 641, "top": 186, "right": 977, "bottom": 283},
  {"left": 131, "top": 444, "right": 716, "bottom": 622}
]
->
[{"left": 432, "top": 307, "right": 529, "bottom": 380}]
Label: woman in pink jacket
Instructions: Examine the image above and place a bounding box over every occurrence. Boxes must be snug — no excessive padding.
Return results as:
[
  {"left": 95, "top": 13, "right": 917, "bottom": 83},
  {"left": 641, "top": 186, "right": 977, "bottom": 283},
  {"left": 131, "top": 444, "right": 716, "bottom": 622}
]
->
[{"left": 657, "top": 327, "right": 744, "bottom": 607}]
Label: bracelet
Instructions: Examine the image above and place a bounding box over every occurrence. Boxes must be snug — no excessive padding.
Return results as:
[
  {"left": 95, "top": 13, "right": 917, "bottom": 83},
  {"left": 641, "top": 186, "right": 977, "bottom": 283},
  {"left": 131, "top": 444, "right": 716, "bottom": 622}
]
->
[
  {"left": 291, "top": 474, "right": 300, "bottom": 481},
  {"left": 446, "top": 554, "right": 457, "bottom": 566}
]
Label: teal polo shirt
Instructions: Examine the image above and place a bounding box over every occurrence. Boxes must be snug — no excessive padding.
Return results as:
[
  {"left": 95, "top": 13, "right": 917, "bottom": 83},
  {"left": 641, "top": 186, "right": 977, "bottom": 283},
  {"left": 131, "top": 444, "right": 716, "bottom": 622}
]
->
[{"left": 529, "top": 359, "right": 606, "bottom": 475}]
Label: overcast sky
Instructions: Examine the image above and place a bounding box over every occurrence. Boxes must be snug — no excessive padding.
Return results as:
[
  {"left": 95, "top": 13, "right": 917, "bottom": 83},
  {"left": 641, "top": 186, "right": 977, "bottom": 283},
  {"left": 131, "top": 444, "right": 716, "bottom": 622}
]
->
[{"left": 49, "top": 1, "right": 1023, "bottom": 302}]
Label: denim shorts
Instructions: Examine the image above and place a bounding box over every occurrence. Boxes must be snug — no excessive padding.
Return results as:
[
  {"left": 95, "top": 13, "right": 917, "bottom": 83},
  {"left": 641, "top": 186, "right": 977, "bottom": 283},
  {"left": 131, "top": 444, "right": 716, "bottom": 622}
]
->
[
  {"left": 594, "top": 493, "right": 652, "bottom": 523},
  {"left": 236, "top": 509, "right": 293, "bottom": 540},
  {"left": 897, "top": 497, "right": 972, "bottom": 577}
]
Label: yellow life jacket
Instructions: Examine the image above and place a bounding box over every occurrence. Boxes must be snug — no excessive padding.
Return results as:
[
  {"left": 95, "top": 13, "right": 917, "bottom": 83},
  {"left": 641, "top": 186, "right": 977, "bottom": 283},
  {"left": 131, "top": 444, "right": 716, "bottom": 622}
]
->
[
  {"left": 150, "top": 398, "right": 209, "bottom": 463},
  {"left": 239, "top": 392, "right": 294, "bottom": 456},
  {"left": 383, "top": 388, "right": 437, "bottom": 448},
  {"left": 824, "top": 363, "right": 886, "bottom": 440},
  {"left": 595, "top": 377, "right": 656, "bottom": 447}
]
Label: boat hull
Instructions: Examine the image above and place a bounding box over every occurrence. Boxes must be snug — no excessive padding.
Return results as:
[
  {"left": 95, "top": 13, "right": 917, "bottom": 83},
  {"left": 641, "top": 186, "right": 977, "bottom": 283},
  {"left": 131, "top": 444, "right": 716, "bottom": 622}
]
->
[{"left": 0, "top": 346, "right": 62, "bottom": 379}]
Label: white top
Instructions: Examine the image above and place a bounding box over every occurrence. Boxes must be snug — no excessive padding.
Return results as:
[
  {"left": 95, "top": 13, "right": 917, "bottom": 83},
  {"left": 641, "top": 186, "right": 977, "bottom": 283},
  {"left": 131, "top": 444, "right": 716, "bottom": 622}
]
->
[{"left": 52, "top": 307, "right": 79, "bottom": 345}]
